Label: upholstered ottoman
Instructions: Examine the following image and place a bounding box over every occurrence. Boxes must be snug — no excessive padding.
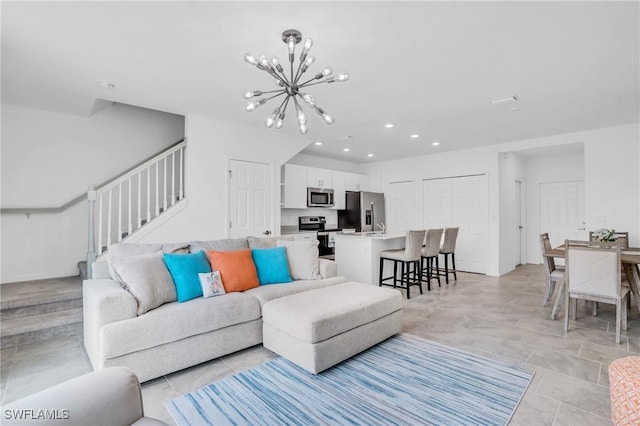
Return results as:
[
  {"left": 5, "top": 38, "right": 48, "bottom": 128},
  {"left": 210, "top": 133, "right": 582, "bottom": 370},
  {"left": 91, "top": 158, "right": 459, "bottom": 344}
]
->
[
  {"left": 262, "top": 281, "right": 403, "bottom": 374},
  {"left": 609, "top": 356, "right": 640, "bottom": 425}
]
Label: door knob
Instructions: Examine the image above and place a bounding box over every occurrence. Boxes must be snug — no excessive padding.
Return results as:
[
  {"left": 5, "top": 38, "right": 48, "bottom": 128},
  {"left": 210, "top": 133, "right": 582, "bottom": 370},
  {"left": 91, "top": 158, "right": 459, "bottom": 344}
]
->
[{"left": 263, "top": 230, "right": 271, "bottom": 235}]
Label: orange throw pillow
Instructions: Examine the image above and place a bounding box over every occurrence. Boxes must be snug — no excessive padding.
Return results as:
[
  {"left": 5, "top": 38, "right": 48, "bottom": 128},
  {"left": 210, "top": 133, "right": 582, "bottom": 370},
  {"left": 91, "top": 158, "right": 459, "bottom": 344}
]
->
[{"left": 206, "top": 249, "right": 259, "bottom": 292}]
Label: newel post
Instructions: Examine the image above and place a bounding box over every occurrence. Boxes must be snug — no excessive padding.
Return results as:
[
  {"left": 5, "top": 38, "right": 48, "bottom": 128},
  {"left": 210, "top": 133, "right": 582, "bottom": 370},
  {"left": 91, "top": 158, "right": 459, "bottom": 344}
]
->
[{"left": 87, "top": 185, "right": 97, "bottom": 279}]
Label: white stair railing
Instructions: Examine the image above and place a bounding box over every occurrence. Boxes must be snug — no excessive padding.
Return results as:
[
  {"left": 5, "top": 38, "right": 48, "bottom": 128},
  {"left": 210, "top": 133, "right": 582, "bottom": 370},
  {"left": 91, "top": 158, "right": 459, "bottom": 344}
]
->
[{"left": 87, "top": 141, "right": 186, "bottom": 274}]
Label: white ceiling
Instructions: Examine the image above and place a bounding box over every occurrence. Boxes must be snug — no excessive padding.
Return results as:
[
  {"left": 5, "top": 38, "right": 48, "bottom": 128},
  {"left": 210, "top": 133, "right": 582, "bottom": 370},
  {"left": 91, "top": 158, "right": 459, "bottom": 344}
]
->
[{"left": 2, "top": 1, "right": 638, "bottom": 163}]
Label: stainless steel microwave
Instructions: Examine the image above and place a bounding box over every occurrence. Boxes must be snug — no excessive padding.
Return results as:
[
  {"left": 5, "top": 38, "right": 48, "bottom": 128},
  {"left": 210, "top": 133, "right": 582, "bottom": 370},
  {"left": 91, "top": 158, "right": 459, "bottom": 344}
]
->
[{"left": 307, "top": 187, "right": 334, "bottom": 207}]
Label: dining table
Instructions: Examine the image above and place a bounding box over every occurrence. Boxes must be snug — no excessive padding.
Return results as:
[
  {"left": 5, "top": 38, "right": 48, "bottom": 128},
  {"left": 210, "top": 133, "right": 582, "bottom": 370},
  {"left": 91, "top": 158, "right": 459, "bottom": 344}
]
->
[{"left": 543, "top": 246, "right": 640, "bottom": 320}]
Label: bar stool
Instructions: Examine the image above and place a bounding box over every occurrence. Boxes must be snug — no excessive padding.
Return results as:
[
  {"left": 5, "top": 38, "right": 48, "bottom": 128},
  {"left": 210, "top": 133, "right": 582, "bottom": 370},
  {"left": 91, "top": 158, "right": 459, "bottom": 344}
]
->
[
  {"left": 379, "top": 230, "right": 426, "bottom": 299},
  {"left": 439, "top": 227, "right": 459, "bottom": 284},
  {"left": 421, "top": 228, "right": 443, "bottom": 291}
]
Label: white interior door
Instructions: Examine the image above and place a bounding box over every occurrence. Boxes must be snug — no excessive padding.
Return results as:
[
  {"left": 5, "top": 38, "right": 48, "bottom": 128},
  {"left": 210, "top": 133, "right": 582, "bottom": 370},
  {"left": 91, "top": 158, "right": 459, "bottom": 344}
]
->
[
  {"left": 423, "top": 175, "right": 488, "bottom": 274},
  {"left": 388, "top": 181, "right": 415, "bottom": 232},
  {"left": 539, "top": 180, "right": 586, "bottom": 254},
  {"left": 228, "top": 159, "right": 272, "bottom": 238},
  {"left": 422, "top": 178, "right": 452, "bottom": 229}
]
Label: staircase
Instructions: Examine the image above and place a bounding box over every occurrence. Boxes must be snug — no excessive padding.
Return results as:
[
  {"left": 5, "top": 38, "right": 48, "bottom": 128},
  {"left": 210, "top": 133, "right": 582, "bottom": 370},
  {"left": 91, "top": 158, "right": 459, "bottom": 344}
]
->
[
  {"left": 87, "top": 140, "right": 186, "bottom": 273},
  {"left": 1, "top": 276, "right": 83, "bottom": 348}
]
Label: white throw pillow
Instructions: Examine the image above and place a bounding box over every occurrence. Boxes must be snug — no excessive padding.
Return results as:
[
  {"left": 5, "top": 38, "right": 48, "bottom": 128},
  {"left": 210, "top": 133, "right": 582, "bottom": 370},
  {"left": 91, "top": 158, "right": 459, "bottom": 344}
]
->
[
  {"left": 199, "top": 271, "right": 226, "bottom": 298},
  {"left": 276, "top": 240, "right": 321, "bottom": 280},
  {"left": 110, "top": 251, "right": 177, "bottom": 315}
]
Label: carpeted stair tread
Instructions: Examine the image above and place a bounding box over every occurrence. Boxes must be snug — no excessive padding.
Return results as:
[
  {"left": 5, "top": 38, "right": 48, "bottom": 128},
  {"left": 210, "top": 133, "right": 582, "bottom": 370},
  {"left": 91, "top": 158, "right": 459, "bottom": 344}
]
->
[
  {"left": 1, "top": 308, "right": 83, "bottom": 337},
  {"left": 0, "top": 276, "right": 82, "bottom": 310}
]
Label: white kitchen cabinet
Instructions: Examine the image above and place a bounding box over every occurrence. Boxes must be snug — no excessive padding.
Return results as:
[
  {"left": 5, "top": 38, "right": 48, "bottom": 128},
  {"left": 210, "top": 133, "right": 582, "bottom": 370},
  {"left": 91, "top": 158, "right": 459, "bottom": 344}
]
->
[
  {"left": 307, "top": 167, "right": 332, "bottom": 189},
  {"left": 282, "top": 164, "right": 308, "bottom": 208},
  {"left": 332, "top": 170, "right": 346, "bottom": 210},
  {"left": 345, "top": 172, "right": 368, "bottom": 191}
]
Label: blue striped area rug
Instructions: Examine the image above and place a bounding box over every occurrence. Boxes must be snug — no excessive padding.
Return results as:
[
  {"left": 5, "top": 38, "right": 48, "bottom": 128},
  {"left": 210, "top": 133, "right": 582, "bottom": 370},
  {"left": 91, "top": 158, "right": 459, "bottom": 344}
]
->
[{"left": 166, "top": 334, "right": 533, "bottom": 426}]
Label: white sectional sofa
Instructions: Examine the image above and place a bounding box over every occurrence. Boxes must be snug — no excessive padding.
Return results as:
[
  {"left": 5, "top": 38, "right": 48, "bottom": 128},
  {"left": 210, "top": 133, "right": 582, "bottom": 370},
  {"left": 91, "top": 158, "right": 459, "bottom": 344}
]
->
[{"left": 83, "top": 237, "right": 345, "bottom": 382}]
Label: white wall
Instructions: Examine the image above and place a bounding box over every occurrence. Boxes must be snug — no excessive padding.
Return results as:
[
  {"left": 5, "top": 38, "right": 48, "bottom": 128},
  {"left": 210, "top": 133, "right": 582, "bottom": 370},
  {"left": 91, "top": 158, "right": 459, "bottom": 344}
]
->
[
  {"left": 133, "top": 113, "right": 309, "bottom": 244},
  {"left": 363, "top": 123, "right": 639, "bottom": 277},
  {"left": 498, "top": 152, "right": 527, "bottom": 274},
  {"left": 288, "top": 153, "right": 369, "bottom": 174},
  {"left": 1, "top": 103, "right": 185, "bottom": 283},
  {"left": 1, "top": 103, "right": 185, "bottom": 206}
]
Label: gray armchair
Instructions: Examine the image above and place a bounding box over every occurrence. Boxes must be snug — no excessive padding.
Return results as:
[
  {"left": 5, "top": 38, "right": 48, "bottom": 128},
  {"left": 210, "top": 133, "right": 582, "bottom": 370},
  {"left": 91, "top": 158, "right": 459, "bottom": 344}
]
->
[{"left": 3, "top": 367, "right": 166, "bottom": 426}]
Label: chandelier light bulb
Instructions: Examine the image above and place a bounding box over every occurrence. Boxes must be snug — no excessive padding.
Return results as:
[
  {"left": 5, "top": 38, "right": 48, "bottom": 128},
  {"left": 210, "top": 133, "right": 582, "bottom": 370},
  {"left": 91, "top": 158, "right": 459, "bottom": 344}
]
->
[
  {"left": 270, "top": 55, "right": 283, "bottom": 72},
  {"left": 259, "top": 55, "right": 271, "bottom": 70},
  {"left": 244, "top": 99, "right": 265, "bottom": 112},
  {"left": 322, "top": 67, "right": 333, "bottom": 77},
  {"left": 244, "top": 54, "right": 264, "bottom": 70},
  {"left": 242, "top": 90, "right": 262, "bottom": 99},
  {"left": 302, "top": 38, "right": 313, "bottom": 54},
  {"left": 287, "top": 37, "right": 296, "bottom": 55},
  {"left": 299, "top": 123, "right": 308, "bottom": 135},
  {"left": 301, "top": 93, "right": 316, "bottom": 108},
  {"left": 316, "top": 107, "right": 334, "bottom": 125},
  {"left": 265, "top": 115, "right": 276, "bottom": 128},
  {"left": 275, "top": 117, "right": 284, "bottom": 129},
  {"left": 274, "top": 79, "right": 284, "bottom": 87},
  {"left": 295, "top": 103, "right": 307, "bottom": 124},
  {"left": 336, "top": 72, "right": 349, "bottom": 82}
]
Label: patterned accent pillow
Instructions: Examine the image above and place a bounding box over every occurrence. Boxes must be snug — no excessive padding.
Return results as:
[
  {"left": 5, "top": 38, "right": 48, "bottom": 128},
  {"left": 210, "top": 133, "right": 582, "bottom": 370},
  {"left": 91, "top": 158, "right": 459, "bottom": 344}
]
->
[{"left": 198, "top": 271, "right": 226, "bottom": 298}]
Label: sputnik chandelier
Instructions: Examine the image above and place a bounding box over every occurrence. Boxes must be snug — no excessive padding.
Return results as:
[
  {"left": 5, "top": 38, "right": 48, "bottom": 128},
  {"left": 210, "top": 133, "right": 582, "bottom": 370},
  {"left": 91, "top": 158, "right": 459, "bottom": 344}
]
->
[{"left": 243, "top": 29, "right": 349, "bottom": 135}]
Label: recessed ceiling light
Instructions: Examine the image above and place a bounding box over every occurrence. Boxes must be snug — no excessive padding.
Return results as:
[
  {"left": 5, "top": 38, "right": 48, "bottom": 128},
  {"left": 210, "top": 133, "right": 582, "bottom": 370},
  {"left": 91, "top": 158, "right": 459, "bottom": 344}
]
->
[
  {"left": 97, "top": 81, "right": 115, "bottom": 89},
  {"left": 432, "top": 141, "right": 440, "bottom": 146},
  {"left": 367, "top": 153, "right": 374, "bottom": 157},
  {"left": 384, "top": 123, "right": 394, "bottom": 129},
  {"left": 489, "top": 95, "right": 518, "bottom": 106},
  {"left": 343, "top": 148, "right": 350, "bottom": 152},
  {"left": 410, "top": 134, "right": 419, "bottom": 139},
  {"left": 314, "top": 141, "right": 323, "bottom": 146}
]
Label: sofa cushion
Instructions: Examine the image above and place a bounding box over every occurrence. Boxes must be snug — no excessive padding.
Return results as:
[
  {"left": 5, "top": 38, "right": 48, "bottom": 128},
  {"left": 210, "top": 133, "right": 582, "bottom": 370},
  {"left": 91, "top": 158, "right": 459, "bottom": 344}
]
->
[
  {"left": 100, "top": 292, "right": 261, "bottom": 360},
  {"left": 107, "top": 242, "right": 190, "bottom": 280},
  {"left": 110, "top": 251, "right": 177, "bottom": 315},
  {"left": 262, "top": 282, "right": 403, "bottom": 344},
  {"left": 276, "top": 240, "right": 321, "bottom": 280},
  {"left": 247, "top": 235, "right": 293, "bottom": 249},
  {"left": 189, "top": 238, "right": 249, "bottom": 253},
  {"left": 244, "top": 276, "right": 347, "bottom": 306},
  {"left": 251, "top": 247, "right": 292, "bottom": 285},
  {"left": 206, "top": 249, "right": 259, "bottom": 292},
  {"left": 163, "top": 251, "right": 212, "bottom": 302}
]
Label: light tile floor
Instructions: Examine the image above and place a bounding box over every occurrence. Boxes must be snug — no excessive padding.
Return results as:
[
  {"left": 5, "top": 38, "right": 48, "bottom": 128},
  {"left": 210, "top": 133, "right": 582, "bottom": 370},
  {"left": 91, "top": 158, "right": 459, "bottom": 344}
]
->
[{"left": 3, "top": 264, "right": 637, "bottom": 425}]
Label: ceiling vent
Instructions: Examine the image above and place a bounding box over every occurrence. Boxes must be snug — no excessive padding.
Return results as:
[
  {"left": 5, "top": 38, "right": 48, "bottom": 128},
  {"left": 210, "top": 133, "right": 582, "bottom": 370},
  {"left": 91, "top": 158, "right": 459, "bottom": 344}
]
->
[{"left": 489, "top": 95, "right": 518, "bottom": 106}]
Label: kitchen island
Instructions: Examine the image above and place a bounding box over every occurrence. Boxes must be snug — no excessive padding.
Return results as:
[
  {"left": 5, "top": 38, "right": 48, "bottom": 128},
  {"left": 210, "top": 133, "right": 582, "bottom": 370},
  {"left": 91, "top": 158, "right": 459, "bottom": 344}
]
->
[{"left": 334, "top": 232, "right": 406, "bottom": 285}]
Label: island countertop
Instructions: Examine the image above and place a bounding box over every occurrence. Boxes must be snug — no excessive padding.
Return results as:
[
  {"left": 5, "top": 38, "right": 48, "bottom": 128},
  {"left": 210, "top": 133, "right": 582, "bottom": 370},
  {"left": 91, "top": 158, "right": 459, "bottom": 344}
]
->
[
  {"left": 335, "top": 231, "right": 405, "bottom": 240},
  {"left": 334, "top": 232, "right": 406, "bottom": 285}
]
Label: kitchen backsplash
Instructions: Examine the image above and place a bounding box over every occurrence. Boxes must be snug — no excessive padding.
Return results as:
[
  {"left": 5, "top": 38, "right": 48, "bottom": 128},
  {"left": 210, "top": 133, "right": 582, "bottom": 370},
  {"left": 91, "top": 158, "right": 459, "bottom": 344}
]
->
[{"left": 281, "top": 208, "right": 339, "bottom": 226}]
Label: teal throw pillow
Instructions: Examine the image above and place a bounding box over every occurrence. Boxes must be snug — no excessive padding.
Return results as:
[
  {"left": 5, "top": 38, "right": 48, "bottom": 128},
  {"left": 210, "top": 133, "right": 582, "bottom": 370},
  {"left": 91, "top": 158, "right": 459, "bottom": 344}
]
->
[
  {"left": 163, "top": 251, "right": 212, "bottom": 302},
  {"left": 251, "top": 246, "right": 293, "bottom": 285}
]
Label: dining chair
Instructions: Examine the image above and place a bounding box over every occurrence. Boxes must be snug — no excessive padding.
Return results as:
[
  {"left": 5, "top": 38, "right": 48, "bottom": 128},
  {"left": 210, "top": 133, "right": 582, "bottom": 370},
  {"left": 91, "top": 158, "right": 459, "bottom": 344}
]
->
[
  {"left": 421, "top": 228, "right": 443, "bottom": 291},
  {"left": 379, "top": 230, "right": 426, "bottom": 299},
  {"left": 564, "top": 239, "right": 630, "bottom": 344},
  {"left": 438, "top": 227, "right": 459, "bottom": 284},
  {"left": 589, "top": 230, "right": 629, "bottom": 248},
  {"left": 540, "top": 233, "right": 565, "bottom": 307}
]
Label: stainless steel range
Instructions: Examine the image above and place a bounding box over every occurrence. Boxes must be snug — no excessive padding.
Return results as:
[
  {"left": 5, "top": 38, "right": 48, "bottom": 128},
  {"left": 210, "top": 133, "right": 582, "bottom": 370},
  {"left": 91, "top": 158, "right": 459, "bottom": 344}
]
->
[{"left": 298, "top": 216, "right": 340, "bottom": 260}]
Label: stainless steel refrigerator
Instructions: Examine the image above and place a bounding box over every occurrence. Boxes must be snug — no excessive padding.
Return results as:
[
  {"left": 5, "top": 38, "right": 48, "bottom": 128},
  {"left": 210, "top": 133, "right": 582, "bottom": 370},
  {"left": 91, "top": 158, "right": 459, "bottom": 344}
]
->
[{"left": 338, "top": 191, "right": 385, "bottom": 232}]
